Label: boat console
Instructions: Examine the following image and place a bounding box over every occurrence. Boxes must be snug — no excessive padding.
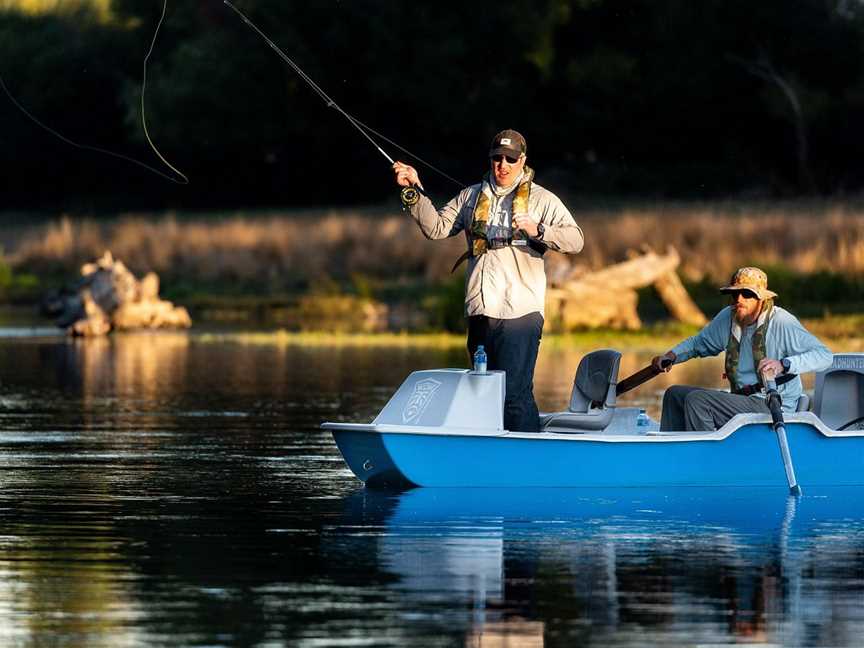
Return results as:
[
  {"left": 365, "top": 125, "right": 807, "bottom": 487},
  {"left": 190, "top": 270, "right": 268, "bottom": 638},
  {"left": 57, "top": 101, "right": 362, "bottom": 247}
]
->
[{"left": 373, "top": 368, "right": 506, "bottom": 431}]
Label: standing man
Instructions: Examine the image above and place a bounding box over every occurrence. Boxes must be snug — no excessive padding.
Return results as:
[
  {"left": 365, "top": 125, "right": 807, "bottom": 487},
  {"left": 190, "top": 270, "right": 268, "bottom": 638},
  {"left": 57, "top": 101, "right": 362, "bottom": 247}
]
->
[
  {"left": 652, "top": 266, "right": 832, "bottom": 431},
  {"left": 393, "top": 129, "right": 584, "bottom": 432}
]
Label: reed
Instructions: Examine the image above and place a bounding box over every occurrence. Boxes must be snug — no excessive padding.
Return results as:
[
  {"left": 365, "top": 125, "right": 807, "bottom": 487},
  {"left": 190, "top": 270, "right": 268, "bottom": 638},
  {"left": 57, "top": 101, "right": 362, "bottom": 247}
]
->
[{"left": 9, "top": 201, "right": 864, "bottom": 288}]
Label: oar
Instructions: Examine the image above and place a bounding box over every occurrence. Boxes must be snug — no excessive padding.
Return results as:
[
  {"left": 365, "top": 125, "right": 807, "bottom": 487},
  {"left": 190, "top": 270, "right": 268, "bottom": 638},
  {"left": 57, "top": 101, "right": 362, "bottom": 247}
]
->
[
  {"left": 616, "top": 358, "right": 672, "bottom": 396},
  {"left": 762, "top": 368, "right": 803, "bottom": 496}
]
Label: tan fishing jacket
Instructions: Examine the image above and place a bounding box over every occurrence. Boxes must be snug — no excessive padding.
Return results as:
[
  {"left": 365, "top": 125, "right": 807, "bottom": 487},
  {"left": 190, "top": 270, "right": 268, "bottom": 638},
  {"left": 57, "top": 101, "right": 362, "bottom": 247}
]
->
[{"left": 409, "top": 181, "right": 584, "bottom": 319}]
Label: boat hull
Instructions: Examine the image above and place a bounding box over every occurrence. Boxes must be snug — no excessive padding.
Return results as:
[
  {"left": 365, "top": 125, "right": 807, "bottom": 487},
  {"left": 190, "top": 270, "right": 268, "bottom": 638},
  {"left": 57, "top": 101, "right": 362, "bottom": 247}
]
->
[{"left": 329, "top": 416, "right": 864, "bottom": 488}]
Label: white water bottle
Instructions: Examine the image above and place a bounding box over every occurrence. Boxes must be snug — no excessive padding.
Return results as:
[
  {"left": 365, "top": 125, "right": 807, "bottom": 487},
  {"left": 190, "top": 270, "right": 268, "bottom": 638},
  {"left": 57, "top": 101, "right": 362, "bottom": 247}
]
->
[{"left": 473, "top": 345, "right": 487, "bottom": 374}]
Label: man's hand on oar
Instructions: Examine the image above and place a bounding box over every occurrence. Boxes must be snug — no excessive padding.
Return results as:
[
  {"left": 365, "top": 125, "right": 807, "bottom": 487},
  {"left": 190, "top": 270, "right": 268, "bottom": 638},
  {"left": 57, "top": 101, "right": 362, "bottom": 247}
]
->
[
  {"left": 760, "top": 365, "right": 803, "bottom": 496},
  {"left": 651, "top": 351, "right": 676, "bottom": 372}
]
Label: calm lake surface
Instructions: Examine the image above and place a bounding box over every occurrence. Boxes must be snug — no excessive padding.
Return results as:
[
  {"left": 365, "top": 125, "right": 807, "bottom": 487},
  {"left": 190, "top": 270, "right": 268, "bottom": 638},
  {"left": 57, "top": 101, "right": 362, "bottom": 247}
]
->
[{"left": 0, "top": 329, "right": 859, "bottom": 647}]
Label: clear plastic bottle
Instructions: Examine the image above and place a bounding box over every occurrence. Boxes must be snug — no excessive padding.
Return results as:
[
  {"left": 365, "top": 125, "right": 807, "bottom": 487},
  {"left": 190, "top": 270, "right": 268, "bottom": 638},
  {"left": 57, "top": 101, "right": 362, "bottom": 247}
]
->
[
  {"left": 636, "top": 408, "right": 650, "bottom": 431},
  {"left": 473, "top": 345, "right": 487, "bottom": 374}
]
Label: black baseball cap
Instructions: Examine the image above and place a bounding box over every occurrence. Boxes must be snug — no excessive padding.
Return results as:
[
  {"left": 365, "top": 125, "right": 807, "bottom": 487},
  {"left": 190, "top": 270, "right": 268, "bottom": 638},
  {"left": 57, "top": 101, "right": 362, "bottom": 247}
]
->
[{"left": 489, "top": 129, "right": 527, "bottom": 158}]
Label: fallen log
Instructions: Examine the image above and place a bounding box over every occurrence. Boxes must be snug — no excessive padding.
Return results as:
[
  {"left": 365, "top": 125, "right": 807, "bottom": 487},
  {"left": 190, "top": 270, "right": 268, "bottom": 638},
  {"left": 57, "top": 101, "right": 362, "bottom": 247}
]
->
[
  {"left": 43, "top": 251, "right": 191, "bottom": 336},
  {"left": 546, "top": 285, "right": 641, "bottom": 331},
  {"left": 653, "top": 269, "right": 708, "bottom": 327},
  {"left": 562, "top": 246, "right": 680, "bottom": 292},
  {"left": 546, "top": 245, "right": 705, "bottom": 330}
]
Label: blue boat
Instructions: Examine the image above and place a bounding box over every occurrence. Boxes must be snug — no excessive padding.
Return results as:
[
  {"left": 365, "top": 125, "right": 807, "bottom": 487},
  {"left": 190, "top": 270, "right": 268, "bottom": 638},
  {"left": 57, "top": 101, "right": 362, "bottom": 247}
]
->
[{"left": 322, "top": 352, "right": 864, "bottom": 489}]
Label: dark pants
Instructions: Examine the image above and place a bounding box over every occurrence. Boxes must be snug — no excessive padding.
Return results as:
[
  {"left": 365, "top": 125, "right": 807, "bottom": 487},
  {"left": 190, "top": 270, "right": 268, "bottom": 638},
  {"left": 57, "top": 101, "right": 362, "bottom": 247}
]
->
[
  {"left": 660, "top": 385, "right": 770, "bottom": 432},
  {"left": 467, "top": 312, "right": 543, "bottom": 432}
]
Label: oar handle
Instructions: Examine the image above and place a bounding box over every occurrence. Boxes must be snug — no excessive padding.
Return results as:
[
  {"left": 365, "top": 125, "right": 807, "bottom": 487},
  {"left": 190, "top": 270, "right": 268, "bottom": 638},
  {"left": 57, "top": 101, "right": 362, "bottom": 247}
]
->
[{"left": 761, "top": 371, "right": 784, "bottom": 423}]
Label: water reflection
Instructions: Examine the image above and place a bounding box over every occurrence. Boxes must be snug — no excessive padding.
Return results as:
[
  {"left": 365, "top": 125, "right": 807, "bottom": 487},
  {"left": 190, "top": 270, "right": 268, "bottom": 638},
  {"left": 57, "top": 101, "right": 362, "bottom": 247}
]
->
[
  {"left": 331, "top": 488, "right": 864, "bottom": 647},
  {"left": 0, "top": 334, "right": 842, "bottom": 647}
]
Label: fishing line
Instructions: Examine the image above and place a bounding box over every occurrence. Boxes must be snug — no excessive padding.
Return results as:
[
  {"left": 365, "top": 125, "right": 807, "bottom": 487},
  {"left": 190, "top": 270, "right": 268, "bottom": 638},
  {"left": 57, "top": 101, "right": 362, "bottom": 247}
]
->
[
  {"left": 0, "top": 0, "right": 188, "bottom": 184},
  {"left": 222, "top": 0, "right": 465, "bottom": 190}
]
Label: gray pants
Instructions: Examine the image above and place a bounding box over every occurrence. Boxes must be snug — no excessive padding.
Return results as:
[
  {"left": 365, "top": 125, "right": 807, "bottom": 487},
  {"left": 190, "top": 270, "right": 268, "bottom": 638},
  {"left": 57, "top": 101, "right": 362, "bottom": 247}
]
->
[{"left": 660, "top": 385, "right": 770, "bottom": 432}]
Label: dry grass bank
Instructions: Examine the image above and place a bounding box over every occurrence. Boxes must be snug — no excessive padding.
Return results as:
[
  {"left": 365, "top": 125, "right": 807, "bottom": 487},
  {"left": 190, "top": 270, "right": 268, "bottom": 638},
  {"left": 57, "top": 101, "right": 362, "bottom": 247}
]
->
[{"left": 8, "top": 201, "right": 864, "bottom": 286}]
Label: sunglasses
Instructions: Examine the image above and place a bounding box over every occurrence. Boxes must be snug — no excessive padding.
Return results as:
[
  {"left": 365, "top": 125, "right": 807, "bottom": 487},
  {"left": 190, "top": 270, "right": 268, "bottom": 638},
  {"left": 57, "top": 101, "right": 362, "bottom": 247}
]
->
[
  {"left": 730, "top": 289, "right": 758, "bottom": 300},
  {"left": 491, "top": 154, "right": 521, "bottom": 164}
]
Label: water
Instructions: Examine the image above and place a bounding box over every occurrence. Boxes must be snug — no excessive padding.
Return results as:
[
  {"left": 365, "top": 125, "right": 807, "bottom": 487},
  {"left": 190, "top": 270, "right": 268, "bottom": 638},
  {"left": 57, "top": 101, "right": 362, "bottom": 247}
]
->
[{"left": 0, "top": 330, "right": 856, "bottom": 647}]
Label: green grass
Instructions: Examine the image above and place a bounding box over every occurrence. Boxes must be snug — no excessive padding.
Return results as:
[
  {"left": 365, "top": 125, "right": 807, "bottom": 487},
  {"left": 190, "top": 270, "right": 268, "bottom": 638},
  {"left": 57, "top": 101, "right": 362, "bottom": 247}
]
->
[
  {"left": 191, "top": 316, "right": 864, "bottom": 354},
  {"left": 193, "top": 322, "right": 699, "bottom": 349}
]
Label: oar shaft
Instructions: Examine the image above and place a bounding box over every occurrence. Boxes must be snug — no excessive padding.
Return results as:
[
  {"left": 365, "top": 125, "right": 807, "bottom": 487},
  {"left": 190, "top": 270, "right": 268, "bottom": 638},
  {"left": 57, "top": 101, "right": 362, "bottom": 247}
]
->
[
  {"left": 774, "top": 422, "right": 802, "bottom": 495},
  {"left": 764, "top": 374, "right": 803, "bottom": 496},
  {"left": 616, "top": 358, "right": 671, "bottom": 396}
]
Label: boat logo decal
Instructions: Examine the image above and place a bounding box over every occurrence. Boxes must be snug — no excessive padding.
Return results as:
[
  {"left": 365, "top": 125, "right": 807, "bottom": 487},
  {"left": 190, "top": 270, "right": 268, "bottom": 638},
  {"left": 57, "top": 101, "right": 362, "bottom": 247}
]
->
[
  {"left": 833, "top": 356, "right": 864, "bottom": 371},
  {"left": 402, "top": 378, "right": 442, "bottom": 423}
]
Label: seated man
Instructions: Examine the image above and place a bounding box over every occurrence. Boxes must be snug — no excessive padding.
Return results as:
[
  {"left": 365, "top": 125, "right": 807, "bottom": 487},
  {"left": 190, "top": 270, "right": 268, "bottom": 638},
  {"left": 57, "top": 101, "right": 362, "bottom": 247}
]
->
[{"left": 652, "top": 266, "right": 832, "bottom": 431}]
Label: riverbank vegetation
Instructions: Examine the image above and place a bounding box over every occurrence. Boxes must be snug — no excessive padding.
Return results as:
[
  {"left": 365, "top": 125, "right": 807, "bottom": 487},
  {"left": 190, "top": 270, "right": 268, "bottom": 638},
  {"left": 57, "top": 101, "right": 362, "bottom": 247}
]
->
[{"left": 4, "top": 201, "right": 864, "bottom": 333}]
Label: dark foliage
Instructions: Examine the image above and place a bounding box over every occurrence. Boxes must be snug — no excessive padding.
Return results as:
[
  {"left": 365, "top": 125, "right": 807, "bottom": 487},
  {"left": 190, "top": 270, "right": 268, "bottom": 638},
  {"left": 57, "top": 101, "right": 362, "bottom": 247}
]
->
[{"left": 2, "top": 0, "right": 864, "bottom": 210}]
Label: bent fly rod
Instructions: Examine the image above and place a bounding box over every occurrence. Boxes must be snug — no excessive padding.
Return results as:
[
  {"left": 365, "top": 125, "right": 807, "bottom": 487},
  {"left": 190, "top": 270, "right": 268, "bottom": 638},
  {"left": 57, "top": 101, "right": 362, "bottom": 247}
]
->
[
  {"left": 0, "top": 0, "right": 188, "bottom": 184},
  {"left": 221, "top": 0, "right": 463, "bottom": 202},
  {"left": 1, "top": 0, "right": 461, "bottom": 193}
]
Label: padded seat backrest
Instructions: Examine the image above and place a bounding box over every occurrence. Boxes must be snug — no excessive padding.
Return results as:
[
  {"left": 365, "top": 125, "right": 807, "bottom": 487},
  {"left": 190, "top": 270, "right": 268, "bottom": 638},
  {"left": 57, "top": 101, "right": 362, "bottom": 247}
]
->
[
  {"left": 569, "top": 349, "right": 622, "bottom": 413},
  {"left": 813, "top": 354, "right": 864, "bottom": 429},
  {"left": 814, "top": 364, "right": 864, "bottom": 430}
]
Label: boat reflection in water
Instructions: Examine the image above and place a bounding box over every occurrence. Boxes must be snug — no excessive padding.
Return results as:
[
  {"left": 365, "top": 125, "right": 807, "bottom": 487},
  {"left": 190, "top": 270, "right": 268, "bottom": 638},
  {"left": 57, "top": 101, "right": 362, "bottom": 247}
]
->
[{"left": 331, "top": 487, "right": 864, "bottom": 647}]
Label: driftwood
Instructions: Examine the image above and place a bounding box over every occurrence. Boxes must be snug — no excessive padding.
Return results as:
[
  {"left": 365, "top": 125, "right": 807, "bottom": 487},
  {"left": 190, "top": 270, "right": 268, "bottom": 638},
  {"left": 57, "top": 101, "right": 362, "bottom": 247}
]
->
[
  {"left": 653, "top": 268, "right": 708, "bottom": 327},
  {"left": 545, "top": 245, "right": 707, "bottom": 331},
  {"left": 43, "top": 251, "right": 191, "bottom": 336}
]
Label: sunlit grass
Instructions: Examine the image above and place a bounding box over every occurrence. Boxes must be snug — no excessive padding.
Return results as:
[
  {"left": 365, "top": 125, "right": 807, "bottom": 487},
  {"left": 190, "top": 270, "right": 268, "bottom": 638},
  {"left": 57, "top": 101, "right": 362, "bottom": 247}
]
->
[
  {"left": 7, "top": 205, "right": 864, "bottom": 339},
  {"left": 803, "top": 315, "right": 864, "bottom": 349},
  {"left": 0, "top": 0, "right": 111, "bottom": 18},
  {"left": 195, "top": 330, "right": 465, "bottom": 348},
  {"left": 193, "top": 317, "right": 864, "bottom": 353},
  {"left": 11, "top": 203, "right": 864, "bottom": 289}
]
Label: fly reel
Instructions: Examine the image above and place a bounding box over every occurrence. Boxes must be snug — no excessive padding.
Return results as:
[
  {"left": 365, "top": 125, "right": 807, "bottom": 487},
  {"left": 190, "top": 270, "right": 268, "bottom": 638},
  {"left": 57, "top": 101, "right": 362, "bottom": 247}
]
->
[{"left": 400, "top": 186, "right": 421, "bottom": 206}]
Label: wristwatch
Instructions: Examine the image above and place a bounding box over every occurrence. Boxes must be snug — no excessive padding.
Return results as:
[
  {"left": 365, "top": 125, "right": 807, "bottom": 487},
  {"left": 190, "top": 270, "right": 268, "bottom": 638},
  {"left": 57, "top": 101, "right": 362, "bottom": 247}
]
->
[
  {"left": 781, "top": 358, "right": 791, "bottom": 374},
  {"left": 535, "top": 222, "right": 546, "bottom": 240}
]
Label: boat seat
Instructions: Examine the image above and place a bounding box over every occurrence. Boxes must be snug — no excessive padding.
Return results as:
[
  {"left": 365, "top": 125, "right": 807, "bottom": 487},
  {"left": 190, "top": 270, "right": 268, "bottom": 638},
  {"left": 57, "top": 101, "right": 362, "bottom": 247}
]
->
[
  {"left": 813, "top": 354, "right": 864, "bottom": 430},
  {"left": 540, "top": 349, "right": 622, "bottom": 432}
]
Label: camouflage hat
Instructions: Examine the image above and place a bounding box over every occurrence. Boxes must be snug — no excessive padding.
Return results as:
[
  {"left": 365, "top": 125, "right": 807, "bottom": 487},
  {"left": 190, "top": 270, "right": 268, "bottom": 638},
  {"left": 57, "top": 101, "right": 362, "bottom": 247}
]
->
[{"left": 719, "top": 266, "right": 777, "bottom": 300}]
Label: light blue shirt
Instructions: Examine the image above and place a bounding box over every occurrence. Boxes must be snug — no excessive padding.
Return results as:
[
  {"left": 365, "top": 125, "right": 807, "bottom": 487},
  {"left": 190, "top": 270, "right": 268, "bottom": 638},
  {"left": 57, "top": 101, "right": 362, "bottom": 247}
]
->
[{"left": 671, "top": 305, "right": 833, "bottom": 412}]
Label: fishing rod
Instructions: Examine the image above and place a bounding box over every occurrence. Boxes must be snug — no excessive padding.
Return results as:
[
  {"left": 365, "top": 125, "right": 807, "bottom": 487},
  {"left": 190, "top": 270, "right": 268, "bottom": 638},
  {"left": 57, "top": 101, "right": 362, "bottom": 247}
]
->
[
  {"left": 0, "top": 0, "right": 188, "bottom": 184},
  {"left": 1, "top": 0, "right": 461, "bottom": 195},
  {"left": 221, "top": 0, "right": 464, "bottom": 202}
]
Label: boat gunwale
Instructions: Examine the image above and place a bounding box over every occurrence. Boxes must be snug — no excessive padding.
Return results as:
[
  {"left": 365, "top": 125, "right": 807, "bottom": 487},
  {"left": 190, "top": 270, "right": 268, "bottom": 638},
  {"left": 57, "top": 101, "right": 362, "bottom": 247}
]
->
[{"left": 322, "top": 411, "right": 862, "bottom": 442}]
